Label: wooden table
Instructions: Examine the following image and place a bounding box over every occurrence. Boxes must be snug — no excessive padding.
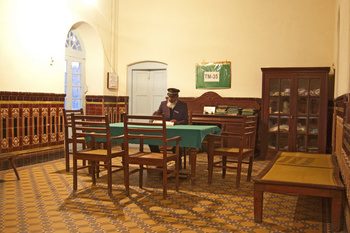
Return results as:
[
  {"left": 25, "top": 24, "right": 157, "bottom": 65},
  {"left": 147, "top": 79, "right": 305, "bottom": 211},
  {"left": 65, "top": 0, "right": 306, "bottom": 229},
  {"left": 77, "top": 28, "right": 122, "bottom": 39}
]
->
[
  {"left": 253, "top": 151, "right": 345, "bottom": 232},
  {"left": 109, "top": 123, "right": 221, "bottom": 181}
]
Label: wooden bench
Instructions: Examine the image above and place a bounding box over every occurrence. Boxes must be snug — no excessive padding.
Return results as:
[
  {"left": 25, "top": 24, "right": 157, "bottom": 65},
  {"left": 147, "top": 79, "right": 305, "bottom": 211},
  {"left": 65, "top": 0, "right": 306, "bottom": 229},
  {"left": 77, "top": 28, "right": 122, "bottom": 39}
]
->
[
  {"left": 0, "top": 153, "right": 20, "bottom": 180},
  {"left": 253, "top": 151, "right": 345, "bottom": 232}
]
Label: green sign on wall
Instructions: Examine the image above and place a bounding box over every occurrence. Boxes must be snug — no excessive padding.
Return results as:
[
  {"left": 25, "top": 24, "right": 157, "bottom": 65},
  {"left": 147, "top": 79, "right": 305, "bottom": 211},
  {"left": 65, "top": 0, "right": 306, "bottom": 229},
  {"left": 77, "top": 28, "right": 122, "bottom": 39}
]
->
[{"left": 196, "top": 61, "right": 231, "bottom": 88}]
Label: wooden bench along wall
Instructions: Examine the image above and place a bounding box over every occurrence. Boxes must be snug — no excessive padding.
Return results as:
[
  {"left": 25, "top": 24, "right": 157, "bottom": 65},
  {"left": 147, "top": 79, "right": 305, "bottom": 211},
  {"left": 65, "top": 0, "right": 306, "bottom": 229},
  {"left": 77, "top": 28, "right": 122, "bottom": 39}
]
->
[
  {"left": 253, "top": 151, "right": 345, "bottom": 232},
  {"left": 333, "top": 93, "right": 350, "bottom": 232}
]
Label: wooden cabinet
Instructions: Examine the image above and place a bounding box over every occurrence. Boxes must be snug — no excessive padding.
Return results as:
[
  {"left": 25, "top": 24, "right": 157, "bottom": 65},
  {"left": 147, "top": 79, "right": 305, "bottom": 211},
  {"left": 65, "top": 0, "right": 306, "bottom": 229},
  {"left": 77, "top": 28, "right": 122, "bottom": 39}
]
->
[{"left": 261, "top": 67, "right": 332, "bottom": 159}]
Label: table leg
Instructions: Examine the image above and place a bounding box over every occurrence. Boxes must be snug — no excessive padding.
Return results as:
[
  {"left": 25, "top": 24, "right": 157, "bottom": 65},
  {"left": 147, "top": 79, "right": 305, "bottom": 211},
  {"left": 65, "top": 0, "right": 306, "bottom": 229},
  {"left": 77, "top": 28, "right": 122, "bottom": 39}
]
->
[
  {"left": 189, "top": 148, "right": 197, "bottom": 182},
  {"left": 254, "top": 185, "right": 263, "bottom": 222},
  {"left": 331, "top": 193, "right": 343, "bottom": 232}
]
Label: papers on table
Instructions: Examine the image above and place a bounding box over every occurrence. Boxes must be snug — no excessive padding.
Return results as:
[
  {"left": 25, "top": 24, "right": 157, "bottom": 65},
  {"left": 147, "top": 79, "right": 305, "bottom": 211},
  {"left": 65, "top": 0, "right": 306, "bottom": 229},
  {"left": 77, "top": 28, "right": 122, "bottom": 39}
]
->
[{"left": 153, "top": 120, "right": 174, "bottom": 126}]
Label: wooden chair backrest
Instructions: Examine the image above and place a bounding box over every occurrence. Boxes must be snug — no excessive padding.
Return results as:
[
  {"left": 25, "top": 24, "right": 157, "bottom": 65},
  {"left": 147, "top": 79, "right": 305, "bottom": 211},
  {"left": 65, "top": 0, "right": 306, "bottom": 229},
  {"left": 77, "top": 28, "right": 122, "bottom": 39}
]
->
[
  {"left": 71, "top": 114, "right": 111, "bottom": 151},
  {"left": 123, "top": 114, "right": 167, "bottom": 155},
  {"left": 221, "top": 115, "right": 258, "bottom": 149},
  {"left": 242, "top": 115, "right": 258, "bottom": 149},
  {"left": 63, "top": 108, "right": 84, "bottom": 138}
]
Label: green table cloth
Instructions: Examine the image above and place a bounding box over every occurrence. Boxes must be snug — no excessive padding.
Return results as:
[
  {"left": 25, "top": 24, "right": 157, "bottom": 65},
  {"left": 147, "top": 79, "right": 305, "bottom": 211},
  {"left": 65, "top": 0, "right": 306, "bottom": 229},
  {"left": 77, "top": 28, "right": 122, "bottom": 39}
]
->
[{"left": 109, "top": 122, "right": 221, "bottom": 148}]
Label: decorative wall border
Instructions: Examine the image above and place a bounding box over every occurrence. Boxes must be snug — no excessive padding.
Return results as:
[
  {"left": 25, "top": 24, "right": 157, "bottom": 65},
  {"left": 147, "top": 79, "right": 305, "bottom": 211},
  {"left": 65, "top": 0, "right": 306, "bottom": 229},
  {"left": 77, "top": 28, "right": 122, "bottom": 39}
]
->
[{"left": 0, "top": 92, "right": 65, "bottom": 154}]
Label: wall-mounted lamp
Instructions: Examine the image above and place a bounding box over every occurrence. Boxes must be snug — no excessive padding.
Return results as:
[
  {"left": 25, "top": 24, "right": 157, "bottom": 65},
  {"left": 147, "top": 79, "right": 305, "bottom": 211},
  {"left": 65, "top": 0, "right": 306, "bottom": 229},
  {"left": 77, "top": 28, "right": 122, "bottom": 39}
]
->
[{"left": 50, "top": 57, "right": 54, "bottom": 66}]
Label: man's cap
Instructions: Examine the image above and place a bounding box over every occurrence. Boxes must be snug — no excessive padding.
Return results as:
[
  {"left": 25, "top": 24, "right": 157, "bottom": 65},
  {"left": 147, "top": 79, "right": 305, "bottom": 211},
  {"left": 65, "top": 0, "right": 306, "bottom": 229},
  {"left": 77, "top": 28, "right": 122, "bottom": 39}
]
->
[{"left": 167, "top": 88, "right": 180, "bottom": 97}]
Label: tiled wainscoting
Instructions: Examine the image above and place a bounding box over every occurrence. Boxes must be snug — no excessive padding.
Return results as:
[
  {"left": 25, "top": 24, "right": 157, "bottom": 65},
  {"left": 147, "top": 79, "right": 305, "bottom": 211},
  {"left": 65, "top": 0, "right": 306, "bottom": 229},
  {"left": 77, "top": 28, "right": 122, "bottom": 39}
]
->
[
  {"left": 85, "top": 95, "right": 128, "bottom": 123},
  {"left": 0, "top": 92, "right": 129, "bottom": 171},
  {"left": 0, "top": 92, "right": 65, "bottom": 171}
]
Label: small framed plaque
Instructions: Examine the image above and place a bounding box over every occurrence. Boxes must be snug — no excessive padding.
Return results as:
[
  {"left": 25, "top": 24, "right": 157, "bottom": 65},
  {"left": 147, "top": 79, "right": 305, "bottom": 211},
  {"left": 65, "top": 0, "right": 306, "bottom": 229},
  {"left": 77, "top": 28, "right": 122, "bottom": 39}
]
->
[{"left": 107, "top": 72, "right": 118, "bottom": 89}]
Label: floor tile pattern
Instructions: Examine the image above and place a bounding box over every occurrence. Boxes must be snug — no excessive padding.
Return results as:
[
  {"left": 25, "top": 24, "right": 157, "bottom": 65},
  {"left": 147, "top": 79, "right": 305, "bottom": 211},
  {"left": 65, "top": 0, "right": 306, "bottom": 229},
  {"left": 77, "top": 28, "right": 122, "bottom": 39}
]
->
[{"left": 0, "top": 152, "right": 334, "bottom": 232}]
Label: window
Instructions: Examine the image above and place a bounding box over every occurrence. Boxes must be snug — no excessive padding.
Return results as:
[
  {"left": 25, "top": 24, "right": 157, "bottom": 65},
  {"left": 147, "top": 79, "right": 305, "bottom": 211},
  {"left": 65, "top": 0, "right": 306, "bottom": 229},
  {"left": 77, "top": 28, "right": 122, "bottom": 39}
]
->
[{"left": 65, "top": 29, "right": 85, "bottom": 110}]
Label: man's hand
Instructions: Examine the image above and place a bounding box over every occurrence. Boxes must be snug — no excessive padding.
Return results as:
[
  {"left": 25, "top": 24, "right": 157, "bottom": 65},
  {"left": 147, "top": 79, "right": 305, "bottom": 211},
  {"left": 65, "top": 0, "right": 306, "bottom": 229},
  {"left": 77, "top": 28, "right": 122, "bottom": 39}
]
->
[{"left": 170, "top": 119, "right": 178, "bottom": 125}]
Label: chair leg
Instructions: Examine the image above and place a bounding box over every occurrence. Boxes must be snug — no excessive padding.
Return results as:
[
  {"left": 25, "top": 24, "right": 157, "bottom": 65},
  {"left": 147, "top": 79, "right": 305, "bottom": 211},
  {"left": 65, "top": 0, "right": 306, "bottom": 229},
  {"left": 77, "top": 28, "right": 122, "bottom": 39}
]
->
[
  {"left": 208, "top": 152, "right": 214, "bottom": 184},
  {"left": 183, "top": 147, "right": 187, "bottom": 169},
  {"left": 107, "top": 160, "right": 112, "bottom": 195},
  {"left": 73, "top": 157, "right": 78, "bottom": 191},
  {"left": 81, "top": 142, "right": 87, "bottom": 167},
  {"left": 124, "top": 164, "right": 130, "bottom": 196},
  {"left": 96, "top": 161, "right": 100, "bottom": 178},
  {"left": 65, "top": 142, "right": 70, "bottom": 172},
  {"left": 236, "top": 158, "right": 242, "bottom": 188},
  {"left": 247, "top": 156, "right": 253, "bottom": 182},
  {"left": 139, "top": 165, "right": 143, "bottom": 188},
  {"left": 175, "top": 157, "right": 179, "bottom": 192},
  {"left": 222, "top": 156, "right": 227, "bottom": 179},
  {"left": 163, "top": 166, "right": 167, "bottom": 198},
  {"left": 91, "top": 161, "right": 96, "bottom": 185}
]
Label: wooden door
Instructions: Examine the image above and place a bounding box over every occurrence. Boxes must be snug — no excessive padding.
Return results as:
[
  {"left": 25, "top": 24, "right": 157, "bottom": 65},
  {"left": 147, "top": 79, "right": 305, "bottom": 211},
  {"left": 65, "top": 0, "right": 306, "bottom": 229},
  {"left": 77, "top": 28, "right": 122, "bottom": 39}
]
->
[{"left": 131, "top": 70, "right": 167, "bottom": 116}]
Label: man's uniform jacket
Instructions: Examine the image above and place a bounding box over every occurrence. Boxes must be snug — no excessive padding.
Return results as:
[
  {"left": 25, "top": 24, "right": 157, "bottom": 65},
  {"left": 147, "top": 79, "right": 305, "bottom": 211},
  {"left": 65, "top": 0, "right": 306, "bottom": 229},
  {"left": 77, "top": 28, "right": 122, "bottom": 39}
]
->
[{"left": 154, "top": 100, "right": 188, "bottom": 125}]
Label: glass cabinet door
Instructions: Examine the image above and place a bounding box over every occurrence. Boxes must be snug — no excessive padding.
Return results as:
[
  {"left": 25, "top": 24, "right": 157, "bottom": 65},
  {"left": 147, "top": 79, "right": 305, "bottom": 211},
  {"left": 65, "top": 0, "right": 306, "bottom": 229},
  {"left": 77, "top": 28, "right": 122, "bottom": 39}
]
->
[
  {"left": 267, "top": 78, "right": 291, "bottom": 151},
  {"left": 262, "top": 67, "right": 330, "bottom": 159},
  {"left": 296, "top": 78, "right": 320, "bottom": 152}
]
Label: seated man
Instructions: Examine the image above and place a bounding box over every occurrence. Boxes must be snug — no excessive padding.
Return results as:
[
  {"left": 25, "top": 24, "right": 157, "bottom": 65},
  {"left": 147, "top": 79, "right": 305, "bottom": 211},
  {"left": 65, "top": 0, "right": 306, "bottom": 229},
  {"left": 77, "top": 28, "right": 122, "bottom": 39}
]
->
[{"left": 149, "top": 88, "right": 188, "bottom": 167}]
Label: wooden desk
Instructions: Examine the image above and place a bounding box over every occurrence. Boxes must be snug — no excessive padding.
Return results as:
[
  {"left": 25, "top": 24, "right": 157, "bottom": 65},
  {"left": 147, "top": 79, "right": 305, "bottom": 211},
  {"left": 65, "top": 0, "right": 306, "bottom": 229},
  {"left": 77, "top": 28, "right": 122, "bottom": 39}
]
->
[
  {"left": 190, "top": 114, "right": 257, "bottom": 131},
  {"left": 189, "top": 114, "right": 258, "bottom": 152},
  {"left": 253, "top": 151, "right": 345, "bottom": 232}
]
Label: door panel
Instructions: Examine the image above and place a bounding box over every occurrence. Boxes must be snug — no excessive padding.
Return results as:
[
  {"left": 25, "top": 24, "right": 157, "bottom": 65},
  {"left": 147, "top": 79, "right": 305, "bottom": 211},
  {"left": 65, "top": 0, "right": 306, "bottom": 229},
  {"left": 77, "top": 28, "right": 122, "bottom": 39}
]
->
[
  {"left": 132, "top": 71, "right": 150, "bottom": 115},
  {"left": 151, "top": 70, "right": 167, "bottom": 113},
  {"left": 132, "top": 70, "right": 167, "bottom": 116}
]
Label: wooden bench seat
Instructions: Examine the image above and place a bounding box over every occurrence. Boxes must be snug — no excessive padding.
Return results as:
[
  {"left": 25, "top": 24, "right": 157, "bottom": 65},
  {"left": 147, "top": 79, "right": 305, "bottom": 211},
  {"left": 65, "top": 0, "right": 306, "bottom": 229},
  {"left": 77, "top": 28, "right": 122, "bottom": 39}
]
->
[
  {"left": 254, "top": 151, "right": 345, "bottom": 232},
  {"left": 0, "top": 153, "right": 20, "bottom": 180}
]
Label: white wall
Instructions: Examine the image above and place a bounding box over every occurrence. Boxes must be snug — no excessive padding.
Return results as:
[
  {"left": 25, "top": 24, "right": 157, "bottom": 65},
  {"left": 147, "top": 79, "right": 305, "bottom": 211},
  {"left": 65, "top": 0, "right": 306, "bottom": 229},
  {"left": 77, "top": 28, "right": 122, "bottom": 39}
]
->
[
  {"left": 0, "top": 0, "right": 117, "bottom": 96},
  {"left": 335, "top": 0, "right": 350, "bottom": 97},
  {"left": 0, "top": 0, "right": 342, "bottom": 98},
  {"left": 117, "top": 0, "right": 336, "bottom": 98}
]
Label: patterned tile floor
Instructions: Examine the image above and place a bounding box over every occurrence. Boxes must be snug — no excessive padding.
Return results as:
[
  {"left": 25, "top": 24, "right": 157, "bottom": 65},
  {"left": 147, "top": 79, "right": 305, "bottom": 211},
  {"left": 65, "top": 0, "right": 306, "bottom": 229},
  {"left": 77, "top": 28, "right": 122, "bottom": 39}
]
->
[{"left": 0, "top": 151, "right": 334, "bottom": 232}]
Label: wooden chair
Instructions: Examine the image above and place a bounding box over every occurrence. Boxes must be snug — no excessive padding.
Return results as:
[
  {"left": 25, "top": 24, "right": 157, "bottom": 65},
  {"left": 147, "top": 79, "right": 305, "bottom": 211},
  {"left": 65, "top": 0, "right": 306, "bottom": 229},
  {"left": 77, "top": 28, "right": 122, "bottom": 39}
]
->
[
  {"left": 63, "top": 109, "right": 86, "bottom": 172},
  {"left": 207, "top": 115, "right": 258, "bottom": 188},
  {"left": 123, "top": 113, "right": 181, "bottom": 198},
  {"left": 71, "top": 114, "right": 124, "bottom": 195}
]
